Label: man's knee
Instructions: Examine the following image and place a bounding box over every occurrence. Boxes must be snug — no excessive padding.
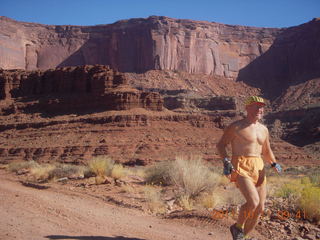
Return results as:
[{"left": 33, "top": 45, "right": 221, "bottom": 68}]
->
[
  {"left": 247, "top": 198, "right": 260, "bottom": 210},
  {"left": 255, "top": 203, "right": 265, "bottom": 214}
]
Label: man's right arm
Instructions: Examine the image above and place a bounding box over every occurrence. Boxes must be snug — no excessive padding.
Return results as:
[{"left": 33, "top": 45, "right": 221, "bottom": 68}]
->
[
  {"left": 216, "top": 123, "right": 236, "bottom": 176},
  {"left": 216, "top": 123, "right": 235, "bottom": 160}
]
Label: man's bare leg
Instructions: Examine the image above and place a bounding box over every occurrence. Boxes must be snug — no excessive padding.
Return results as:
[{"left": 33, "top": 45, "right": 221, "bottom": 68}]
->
[
  {"left": 243, "top": 182, "right": 267, "bottom": 236},
  {"left": 236, "top": 176, "right": 260, "bottom": 228}
]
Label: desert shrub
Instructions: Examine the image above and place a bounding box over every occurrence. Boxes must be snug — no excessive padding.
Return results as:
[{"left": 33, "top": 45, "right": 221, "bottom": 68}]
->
[
  {"left": 143, "top": 185, "right": 167, "bottom": 214},
  {"left": 144, "top": 160, "right": 172, "bottom": 185},
  {"left": 276, "top": 182, "right": 300, "bottom": 199},
  {"left": 111, "top": 164, "right": 126, "bottom": 180},
  {"left": 7, "top": 160, "right": 39, "bottom": 173},
  {"left": 309, "top": 173, "right": 320, "bottom": 186},
  {"left": 196, "top": 191, "right": 220, "bottom": 209},
  {"left": 30, "top": 164, "right": 56, "bottom": 181},
  {"left": 275, "top": 175, "right": 320, "bottom": 222},
  {"left": 50, "top": 164, "right": 85, "bottom": 179},
  {"left": 299, "top": 185, "right": 320, "bottom": 221},
  {"left": 168, "top": 156, "right": 220, "bottom": 199},
  {"left": 144, "top": 156, "right": 219, "bottom": 199},
  {"left": 179, "top": 195, "right": 194, "bottom": 210},
  {"left": 88, "top": 156, "right": 114, "bottom": 177}
]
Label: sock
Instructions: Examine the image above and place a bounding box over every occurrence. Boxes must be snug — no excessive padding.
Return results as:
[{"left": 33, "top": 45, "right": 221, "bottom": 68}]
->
[{"left": 236, "top": 223, "right": 244, "bottom": 230}]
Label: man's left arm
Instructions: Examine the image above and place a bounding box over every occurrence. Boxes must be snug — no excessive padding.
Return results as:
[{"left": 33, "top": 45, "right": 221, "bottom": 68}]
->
[{"left": 262, "top": 128, "right": 282, "bottom": 173}]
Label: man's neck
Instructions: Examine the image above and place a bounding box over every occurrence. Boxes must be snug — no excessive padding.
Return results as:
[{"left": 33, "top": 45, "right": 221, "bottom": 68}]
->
[{"left": 245, "top": 116, "right": 259, "bottom": 125}]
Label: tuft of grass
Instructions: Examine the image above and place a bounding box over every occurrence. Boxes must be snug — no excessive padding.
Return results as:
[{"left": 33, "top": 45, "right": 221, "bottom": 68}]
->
[
  {"left": 7, "top": 160, "right": 39, "bottom": 173},
  {"left": 111, "top": 164, "right": 126, "bottom": 180},
  {"left": 168, "top": 156, "right": 220, "bottom": 199},
  {"left": 50, "top": 164, "right": 86, "bottom": 179},
  {"left": 197, "top": 191, "right": 220, "bottom": 209},
  {"left": 179, "top": 195, "right": 194, "bottom": 210},
  {"left": 30, "top": 164, "right": 56, "bottom": 182},
  {"left": 88, "top": 156, "right": 114, "bottom": 177},
  {"left": 144, "top": 160, "right": 172, "bottom": 185},
  {"left": 143, "top": 185, "right": 167, "bottom": 214}
]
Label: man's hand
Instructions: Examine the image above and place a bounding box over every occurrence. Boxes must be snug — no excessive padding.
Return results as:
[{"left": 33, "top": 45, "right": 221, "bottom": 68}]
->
[
  {"left": 223, "top": 158, "right": 234, "bottom": 176},
  {"left": 271, "top": 162, "right": 282, "bottom": 173}
]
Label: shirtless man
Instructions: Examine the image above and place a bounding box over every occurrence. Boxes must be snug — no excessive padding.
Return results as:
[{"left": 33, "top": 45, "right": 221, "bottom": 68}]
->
[{"left": 216, "top": 96, "right": 282, "bottom": 240}]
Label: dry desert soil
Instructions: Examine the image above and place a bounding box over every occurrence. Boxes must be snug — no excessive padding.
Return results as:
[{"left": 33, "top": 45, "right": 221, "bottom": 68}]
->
[{"left": 1, "top": 169, "right": 265, "bottom": 240}]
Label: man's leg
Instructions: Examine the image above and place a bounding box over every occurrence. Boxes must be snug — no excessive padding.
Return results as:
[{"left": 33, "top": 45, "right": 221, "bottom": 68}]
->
[
  {"left": 236, "top": 176, "right": 260, "bottom": 227},
  {"left": 243, "top": 182, "right": 267, "bottom": 236}
]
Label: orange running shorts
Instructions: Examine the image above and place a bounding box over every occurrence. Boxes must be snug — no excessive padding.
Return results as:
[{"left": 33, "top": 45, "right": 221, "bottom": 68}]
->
[{"left": 230, "top": 156, "right": 266, "bottom": 187}]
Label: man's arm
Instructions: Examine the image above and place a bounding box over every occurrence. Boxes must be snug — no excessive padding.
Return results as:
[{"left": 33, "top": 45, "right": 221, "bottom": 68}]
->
[
  {"left": 262, "top": 128, "right": 276, "bottom": 164},
  {"left": 216, "top": 123, "right": 235, "bottom": 159},
  {"left": 262, "top": 128, "right": 282, "bottom": 173}
]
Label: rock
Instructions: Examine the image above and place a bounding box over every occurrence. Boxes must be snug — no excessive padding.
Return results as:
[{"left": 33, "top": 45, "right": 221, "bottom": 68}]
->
[
  {"left": 57, "top": 177, "right": 68, "bottom": 182},
  {"left": 303, "top": 234, "right": 316, "bottom": 240}
]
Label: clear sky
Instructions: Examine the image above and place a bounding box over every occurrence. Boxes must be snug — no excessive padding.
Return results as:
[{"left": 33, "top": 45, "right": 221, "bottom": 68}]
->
[{"left": 1, "top": 0, "right": 319, "bottom": 28}]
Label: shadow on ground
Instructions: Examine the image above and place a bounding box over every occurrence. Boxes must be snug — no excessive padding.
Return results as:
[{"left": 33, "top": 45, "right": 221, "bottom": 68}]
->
[{"left": 45, "top": 235, "right": 146, "bottom": 240}]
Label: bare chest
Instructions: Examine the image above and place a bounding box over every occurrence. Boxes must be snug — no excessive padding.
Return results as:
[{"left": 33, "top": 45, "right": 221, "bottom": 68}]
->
[{"left": 235, "top": 125, "right": 266, "bottom": 145}]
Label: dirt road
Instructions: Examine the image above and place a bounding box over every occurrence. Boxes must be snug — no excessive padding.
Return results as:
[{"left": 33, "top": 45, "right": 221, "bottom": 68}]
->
[{"left": 0, "top": 170, "right": 233, "bottom": 240}]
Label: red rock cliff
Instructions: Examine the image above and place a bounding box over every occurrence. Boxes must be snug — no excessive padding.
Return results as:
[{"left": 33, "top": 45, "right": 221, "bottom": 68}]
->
[{"left": 0, "top": 16, "right": 281, "bottom": 79}]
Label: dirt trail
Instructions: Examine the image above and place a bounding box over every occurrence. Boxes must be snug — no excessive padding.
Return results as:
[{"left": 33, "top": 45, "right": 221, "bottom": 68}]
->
[{"left": 0, "top": 170, "right": 233, "bottom": 240}]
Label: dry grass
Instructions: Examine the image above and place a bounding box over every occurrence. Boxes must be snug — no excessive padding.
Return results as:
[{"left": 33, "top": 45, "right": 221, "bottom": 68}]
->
[
  {"left": 144, "top": 156, "right": 220, "bottom": 201},
  {"left": 29, "top": 164, "right": 56, "bottom": 182},
  {"left": 50, "top": 164, "right": 86, "bottom": 179},
  {"left": 169, "top": 156, "right": 220, "bottom": 199},
  {"left": 7, "top": 160, "right": 39, "bottom": 173},
  {"left": 88, "top": 156, "right": 114, "bottom": 177},
  {"left": 144, "top": 160, "right": 171, "bottom": 185},
  {"left": 111, "top": 164, "right": 126, "bottom": 180},
  {"left": 143, "top": 185, "right": 167, "bottom": 214},
  {"left": 178, "top": 195, "right": 194, "bottom": 210},
  {"left": 196, "top": 191, "right": 220, "bottom": 209}
]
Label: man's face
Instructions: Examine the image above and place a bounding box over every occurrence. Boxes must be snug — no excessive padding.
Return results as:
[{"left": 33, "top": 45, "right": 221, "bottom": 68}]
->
[{"left": 246, "top": 103, "right": 264, "bottom": 120}]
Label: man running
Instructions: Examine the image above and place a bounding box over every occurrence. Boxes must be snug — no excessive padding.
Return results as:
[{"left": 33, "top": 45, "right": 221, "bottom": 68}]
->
[{"left": 216, "top": 96, "right": 282, "bottom": 240}]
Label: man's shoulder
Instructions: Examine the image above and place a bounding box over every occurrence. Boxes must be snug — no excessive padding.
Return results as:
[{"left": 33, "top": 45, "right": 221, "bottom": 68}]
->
[
  {"left": 258, "top": 122, "right": 269, "bottom": 132},
  {"left": 226, "top": 119, "right": 243, "bottom": 131}
]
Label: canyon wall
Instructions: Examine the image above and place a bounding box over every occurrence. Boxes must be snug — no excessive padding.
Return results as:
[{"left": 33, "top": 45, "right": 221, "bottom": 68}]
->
[{"left": 0, "top": 16, "right": 281, "bottom": 79}]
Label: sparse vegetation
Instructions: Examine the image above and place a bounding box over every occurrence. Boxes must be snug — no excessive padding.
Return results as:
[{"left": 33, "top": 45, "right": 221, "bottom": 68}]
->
[
  {"left": 30, "top": 164, "right": 56, "bottom": 182},
  {"left": 168, "top": 156, "right": 220, "bottom": 199},
  {"left": 7, "top": 160, "right": 39, "bottom": 173},
  {"left": 178, "top": 195, "right": 194, "bottom": 210},
  {"left": 144, "top": 155, "right": 221, "bottom": 210},
  {"left": 144, "top": 160, "right": 172, "bottom": 185},
  {"left": 143, "top": 185, "right": 167, "bottom": 214},
  {"left": 88, "top": 156, "right": 114, "bottom": 177},
  {"left": 272, "top": 173, "right": 320, "bottom": 222},
  {"left": 111, "top": 164, "right": 126, "bottom": 180}
]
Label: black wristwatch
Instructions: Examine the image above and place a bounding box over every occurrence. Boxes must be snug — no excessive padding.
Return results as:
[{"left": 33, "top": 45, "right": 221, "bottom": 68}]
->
[{"left": 271, "top": 162, "right": 277, "bottom": 167}]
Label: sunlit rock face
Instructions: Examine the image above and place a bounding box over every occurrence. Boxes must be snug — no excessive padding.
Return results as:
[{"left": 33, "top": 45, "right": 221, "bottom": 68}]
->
[{"left": 0, "top": 16, "right": 280, "bottom": 78}]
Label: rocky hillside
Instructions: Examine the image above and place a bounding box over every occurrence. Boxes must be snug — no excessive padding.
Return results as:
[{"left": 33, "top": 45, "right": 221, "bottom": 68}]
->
[{"left": 0, "top": 16, "right": 319, "bottom": 165}]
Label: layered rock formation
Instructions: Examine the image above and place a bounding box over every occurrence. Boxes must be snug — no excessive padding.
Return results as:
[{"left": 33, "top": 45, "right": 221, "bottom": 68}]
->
[
  {"left": 0, "top": 65, "right": 163, "bottom": 114},
  {"left": 0, "top": 16, "right": 280, "bottom": 79},
  {"left": 0, "top": 16, "right": 319, "bottom": 166}
]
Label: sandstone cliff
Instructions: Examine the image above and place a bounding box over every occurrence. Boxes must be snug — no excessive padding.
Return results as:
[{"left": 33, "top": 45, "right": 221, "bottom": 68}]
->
[
  {"left": 0, "top": 16, "right": 281, "bottom": 79},
  {"left": 0, "top": 65, "right": 163, "bottom": 114}
]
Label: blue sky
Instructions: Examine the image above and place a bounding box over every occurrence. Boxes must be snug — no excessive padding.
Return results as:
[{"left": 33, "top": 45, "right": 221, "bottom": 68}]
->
[{"left": 1, "top": 0, "right": 319, "bottom": 28}]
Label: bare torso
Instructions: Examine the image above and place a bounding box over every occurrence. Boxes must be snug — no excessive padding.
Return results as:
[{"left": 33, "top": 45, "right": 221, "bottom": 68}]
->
[{"left": 231, "top": 119, "right": 267, "bottom": 157}]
